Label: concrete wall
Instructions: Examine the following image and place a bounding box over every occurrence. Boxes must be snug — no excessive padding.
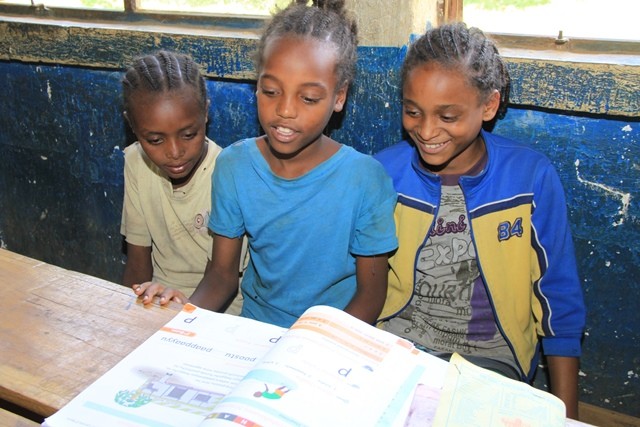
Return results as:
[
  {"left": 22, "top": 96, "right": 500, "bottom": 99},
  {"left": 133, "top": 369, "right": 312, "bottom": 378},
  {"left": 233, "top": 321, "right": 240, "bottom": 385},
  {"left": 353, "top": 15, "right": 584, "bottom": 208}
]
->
[{"left": 0, "top": 15, "right": 638, "bottom": 418}]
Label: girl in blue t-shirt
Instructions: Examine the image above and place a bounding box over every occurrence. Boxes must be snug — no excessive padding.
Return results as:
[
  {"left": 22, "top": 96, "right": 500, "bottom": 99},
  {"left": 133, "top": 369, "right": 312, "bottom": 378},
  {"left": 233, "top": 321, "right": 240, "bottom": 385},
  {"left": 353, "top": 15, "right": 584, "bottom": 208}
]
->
[{"left": 135, "top": 0, "right": 398, "bottom": 328}]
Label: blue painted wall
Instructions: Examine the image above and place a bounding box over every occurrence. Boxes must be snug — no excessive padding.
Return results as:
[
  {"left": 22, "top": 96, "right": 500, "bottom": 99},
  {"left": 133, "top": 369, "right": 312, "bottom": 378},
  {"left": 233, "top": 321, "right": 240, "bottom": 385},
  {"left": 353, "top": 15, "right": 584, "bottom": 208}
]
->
[{"left": 0, "top": 46, "right": 638, "bottom": 417}]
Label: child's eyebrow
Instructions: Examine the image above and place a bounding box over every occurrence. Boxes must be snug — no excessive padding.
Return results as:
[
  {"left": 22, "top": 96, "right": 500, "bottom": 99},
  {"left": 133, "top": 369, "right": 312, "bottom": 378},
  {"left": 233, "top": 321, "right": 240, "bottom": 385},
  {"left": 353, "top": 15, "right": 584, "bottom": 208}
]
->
[
  {"left": 258, "top": 73, "right": 280, "bottom": 83},
  {"left": 435, "top": 104, "right": 460, "bottom": 110},
  {"left": 299, "top": 82, "right": 328, "bottom": 91},
  {"left": 401, "top": 98, "right": 420, "bottom": 107},
  {"left": 138, "top": 122, "right": 199, "bottom": 135},
  {"left": 259, "top": 74, "right": 328, "bottom": 91}
]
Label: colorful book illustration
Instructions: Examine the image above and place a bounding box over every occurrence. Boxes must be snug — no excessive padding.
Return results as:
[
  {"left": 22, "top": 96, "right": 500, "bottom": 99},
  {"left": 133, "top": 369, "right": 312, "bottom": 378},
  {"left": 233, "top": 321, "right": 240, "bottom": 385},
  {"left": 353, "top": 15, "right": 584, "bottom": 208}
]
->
[
  {"left": 43, "top": 304, "right": 581, "bottom": 427},
  {"left": 43, "top": 304, "right": 448, "bottom": 427}
]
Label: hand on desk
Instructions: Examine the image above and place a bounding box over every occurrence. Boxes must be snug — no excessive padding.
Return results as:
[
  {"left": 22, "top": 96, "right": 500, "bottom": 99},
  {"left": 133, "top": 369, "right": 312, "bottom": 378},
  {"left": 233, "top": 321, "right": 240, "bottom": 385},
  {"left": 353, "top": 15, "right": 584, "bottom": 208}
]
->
[{"left": 133, "top": 282, "right": 188, "bottom": 306}]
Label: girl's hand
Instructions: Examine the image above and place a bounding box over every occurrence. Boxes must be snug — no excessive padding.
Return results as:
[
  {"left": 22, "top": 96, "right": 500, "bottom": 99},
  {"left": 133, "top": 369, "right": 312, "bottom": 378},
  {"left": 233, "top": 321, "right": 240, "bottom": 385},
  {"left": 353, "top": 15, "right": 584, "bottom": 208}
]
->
[{"left": 132, "top": 282, "right": 188, "bottom": 306}]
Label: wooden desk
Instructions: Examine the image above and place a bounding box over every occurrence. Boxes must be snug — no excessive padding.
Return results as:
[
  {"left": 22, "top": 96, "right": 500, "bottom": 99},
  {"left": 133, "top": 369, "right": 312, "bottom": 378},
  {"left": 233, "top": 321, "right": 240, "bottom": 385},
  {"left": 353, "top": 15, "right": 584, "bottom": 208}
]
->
[
  {"left": 0, "top": 249, "right": 180, "bottom": 418},
  {"left": 2, "top": 249, "right": 636, "bottom": 427},
  {"left": 0, "top": 407, "right": 40, "bottom": 427}
]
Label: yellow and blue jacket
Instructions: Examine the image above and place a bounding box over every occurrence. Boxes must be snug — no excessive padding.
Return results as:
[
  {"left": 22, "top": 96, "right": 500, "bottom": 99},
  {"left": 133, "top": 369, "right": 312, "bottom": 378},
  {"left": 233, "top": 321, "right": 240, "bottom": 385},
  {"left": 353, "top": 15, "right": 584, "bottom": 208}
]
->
[{"left": 375, "top": 130, "right": 586, "bottom": 380}]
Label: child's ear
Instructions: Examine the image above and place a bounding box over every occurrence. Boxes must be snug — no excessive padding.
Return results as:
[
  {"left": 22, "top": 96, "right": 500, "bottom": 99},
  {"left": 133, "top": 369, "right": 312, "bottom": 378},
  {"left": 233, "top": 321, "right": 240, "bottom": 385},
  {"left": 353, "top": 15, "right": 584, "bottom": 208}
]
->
[
  {"left": 482, "top": 90, "right": 501, "bottom": 122},
  {"left": 333, "top": 84, "right": 348, "bottom": 113},
  {"left": 123, "top": 111, "right": 134, "bottom": 129}
]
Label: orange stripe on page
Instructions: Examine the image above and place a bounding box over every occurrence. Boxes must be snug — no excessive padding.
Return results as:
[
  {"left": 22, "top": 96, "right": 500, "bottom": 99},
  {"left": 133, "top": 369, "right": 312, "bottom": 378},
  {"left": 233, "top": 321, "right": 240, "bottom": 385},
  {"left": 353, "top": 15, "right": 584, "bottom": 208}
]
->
[
  {"left": 182, "top": 303, "right": 197, "bottom": 313},
  {"left": 291, "top": 323, "right": 387, "bottom": 362},
  {"left": 160, "top": 326, "right": 196, "bottom": 337},
  {"left": 397, "top": 339, "right": 414, "bottom": 349},
  {"left": 290, "top": 314, "right": 395, "bottom": 362}
]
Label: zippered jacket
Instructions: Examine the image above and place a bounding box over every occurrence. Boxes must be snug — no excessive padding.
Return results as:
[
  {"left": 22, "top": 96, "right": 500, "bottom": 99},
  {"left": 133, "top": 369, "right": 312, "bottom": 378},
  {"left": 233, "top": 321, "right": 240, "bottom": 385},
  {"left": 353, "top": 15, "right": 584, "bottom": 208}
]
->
[{"left": 375, "top": 130, "right": 586, "bottom": 379}]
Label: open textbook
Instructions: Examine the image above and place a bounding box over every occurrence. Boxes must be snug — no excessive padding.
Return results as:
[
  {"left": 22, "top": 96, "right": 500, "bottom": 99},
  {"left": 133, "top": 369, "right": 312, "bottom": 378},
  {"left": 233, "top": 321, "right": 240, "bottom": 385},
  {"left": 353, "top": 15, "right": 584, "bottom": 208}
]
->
[
  {"left": 44, "top": 304, "right": 587, "bottom": 427},
  {"left": 431, "top": 353, "right": 569, "bottom": 427},
  {"left": 43, "top": 304, "right": 448, "bottom": 427}
]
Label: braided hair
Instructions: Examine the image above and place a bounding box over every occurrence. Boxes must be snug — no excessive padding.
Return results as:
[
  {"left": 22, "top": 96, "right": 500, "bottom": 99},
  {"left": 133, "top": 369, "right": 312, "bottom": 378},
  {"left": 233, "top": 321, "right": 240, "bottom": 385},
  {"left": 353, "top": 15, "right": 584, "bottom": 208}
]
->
[
  {"left": 122, "top": 50, "right": 208, "bottom": 115},
  {"left": 256, "top": 0, "right": 358, "bottom": 90},
  {"left": 402, "top": 22, "right": 510, "bottom": 120}
]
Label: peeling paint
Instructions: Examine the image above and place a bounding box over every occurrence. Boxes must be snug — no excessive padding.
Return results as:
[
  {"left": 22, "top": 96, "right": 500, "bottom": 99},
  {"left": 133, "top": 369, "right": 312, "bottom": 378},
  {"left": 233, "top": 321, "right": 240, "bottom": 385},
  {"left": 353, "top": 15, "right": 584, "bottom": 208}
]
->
[{"left": 574, "top": 159, "right": 631, "bottom": 226}]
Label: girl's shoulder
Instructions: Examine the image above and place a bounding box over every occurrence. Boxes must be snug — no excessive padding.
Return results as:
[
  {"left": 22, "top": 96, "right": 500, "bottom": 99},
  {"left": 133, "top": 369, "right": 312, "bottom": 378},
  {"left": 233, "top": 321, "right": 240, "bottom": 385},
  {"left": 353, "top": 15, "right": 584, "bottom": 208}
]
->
[
  {"left": 374, "top": 140, "right": 414, "bottom": 160},
  {"left": 221, "top": 137, "right": 256, "bottom": 152},
  {"left": 205, "top": 136, "right": 223, "bottom": 156},
  {"left": 217, "top": 137, "right": 259, "bottom": 162},
  {"left": 373, "top": 140, "right": 415, "bottom": 174},
  {"left": 214, "top": 137, "right": 269, "bottom": 180},
  {"left": 123, "top": 141, "right": 157, "bottom": 174},
  {"left": 484, "top": 131, "right": 553, "bottom": 165},
  {"left": 332, "top": 145, "right": 392, "bottom": 184},
  {"left": 123, "top": 141, "right": 143, "bottom": 159}
]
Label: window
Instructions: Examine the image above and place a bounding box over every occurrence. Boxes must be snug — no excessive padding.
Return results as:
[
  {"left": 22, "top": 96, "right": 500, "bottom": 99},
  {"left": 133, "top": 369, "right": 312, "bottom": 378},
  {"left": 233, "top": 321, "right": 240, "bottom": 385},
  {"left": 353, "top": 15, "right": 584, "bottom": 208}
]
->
[
  {"left": 135, "top": 0, "right": 288, "bottom": 15},
  {"left": 463, "top": 0, "right": 638, "bottom": 42},
  {"left": 0, "top": 0, "right": 289, "bottom": 15},
  {"left": 2, "top": 0, "right": 125, "bottom": 11}
]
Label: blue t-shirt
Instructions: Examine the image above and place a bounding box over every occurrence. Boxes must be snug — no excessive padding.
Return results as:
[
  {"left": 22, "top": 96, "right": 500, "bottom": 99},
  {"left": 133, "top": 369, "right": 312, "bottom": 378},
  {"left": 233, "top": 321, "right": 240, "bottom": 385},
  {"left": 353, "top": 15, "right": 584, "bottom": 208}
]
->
[{"left": 210, "top": 138, "right": 398, "bottom": 327}]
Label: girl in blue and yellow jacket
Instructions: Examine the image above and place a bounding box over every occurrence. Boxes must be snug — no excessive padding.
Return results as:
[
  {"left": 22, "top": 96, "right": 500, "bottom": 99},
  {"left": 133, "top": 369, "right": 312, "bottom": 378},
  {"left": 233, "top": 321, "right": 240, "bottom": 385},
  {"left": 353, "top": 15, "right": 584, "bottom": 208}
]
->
[{"left": 374, "top": 23, "right": 586, "bottom": 419}]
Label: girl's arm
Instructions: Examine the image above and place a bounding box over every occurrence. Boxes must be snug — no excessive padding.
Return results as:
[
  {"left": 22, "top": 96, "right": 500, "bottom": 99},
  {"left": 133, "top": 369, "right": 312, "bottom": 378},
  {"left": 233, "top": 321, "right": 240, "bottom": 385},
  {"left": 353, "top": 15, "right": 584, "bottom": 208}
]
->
[
  {"left": 547, "top": 355, "right": 580, "bottom": 419},
  {"left": 122, "top": 243, "right": 153, "bottom": 287},
  {"left": 130, "top": 241, "right": 188, "bottom": 304},
  {"left": 189, "top": 234, "right": 243, "bottom": 312},
  {"left": 135, "top": 235, "right": 242, "bottom": 308},
  {"left": 531, "top": 164, "right": 584, "bottom": 420},
  {"left": 344, "top": 254, "right": 389, "bottom": 324}
]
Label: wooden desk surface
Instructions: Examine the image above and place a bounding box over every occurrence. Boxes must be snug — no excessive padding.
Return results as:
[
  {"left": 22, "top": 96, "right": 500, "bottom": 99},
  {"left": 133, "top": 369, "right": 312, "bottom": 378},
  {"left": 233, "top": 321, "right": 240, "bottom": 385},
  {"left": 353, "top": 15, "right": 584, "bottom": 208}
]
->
[
  {"left": 0, "top": 249, "right": 180, "bottom": 418},
  {"left": 0, "top": 407, "right": 40, "bottom": 427}
]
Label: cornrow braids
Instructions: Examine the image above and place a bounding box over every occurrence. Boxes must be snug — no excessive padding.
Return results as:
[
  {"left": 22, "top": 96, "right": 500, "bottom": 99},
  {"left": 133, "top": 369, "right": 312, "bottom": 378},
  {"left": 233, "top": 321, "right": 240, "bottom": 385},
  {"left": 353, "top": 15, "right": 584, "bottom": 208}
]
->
[
  {"left": 402, "top": 22, "right": 511, "bottom": 120},
  {"left": 122, "top": 50, "right": 208, "bottom": 115},
  {"left": 256, "top": 0, "right": 358, "bottom": 90}
]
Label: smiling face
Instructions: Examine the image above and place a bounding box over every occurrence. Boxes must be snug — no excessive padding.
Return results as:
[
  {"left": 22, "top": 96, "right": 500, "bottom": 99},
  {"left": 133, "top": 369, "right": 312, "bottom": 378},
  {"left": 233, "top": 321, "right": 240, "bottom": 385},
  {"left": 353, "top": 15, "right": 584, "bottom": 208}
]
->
[
  {"left": 256, "top": 35, "right": 347, "bottom": 161},
  {"left": 126, "top": 87, "right": 208, "bottom": 188},
  {"left": 402, "top": 62, "right": 500, "bottom": 175}
]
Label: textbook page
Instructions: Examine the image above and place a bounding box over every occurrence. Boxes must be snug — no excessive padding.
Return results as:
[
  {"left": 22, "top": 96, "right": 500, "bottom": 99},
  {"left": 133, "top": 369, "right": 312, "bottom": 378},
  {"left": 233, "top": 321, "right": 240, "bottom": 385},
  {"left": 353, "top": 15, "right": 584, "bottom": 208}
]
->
[
  {"left": 44, "top": 304, "right": 286, "bottom": 427},
  {"left": 432, "top": 352, "right": 566, "bottom": 427},
  {"left": 199, "top": 305, "right": 448, "bottom": 427}
]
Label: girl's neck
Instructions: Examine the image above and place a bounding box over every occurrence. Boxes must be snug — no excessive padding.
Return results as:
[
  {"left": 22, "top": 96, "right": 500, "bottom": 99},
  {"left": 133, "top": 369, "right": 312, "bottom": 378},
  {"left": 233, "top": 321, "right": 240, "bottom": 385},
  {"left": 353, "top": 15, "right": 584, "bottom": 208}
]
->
[{"left": 258, "top": 134, "right": 340, "bottom": 179}]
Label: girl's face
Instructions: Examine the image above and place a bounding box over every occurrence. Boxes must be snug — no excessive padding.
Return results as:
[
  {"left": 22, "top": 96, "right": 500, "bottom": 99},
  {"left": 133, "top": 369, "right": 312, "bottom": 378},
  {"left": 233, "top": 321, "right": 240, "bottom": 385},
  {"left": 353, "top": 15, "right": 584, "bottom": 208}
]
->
[
  {"left": 402, "top": 62, "right": 500, "bottom": 175},
  {"left": 126, "top": 88, "right": 208, "bottom": 188},
  {"left": 256, "top": 35, "right": 347, "bottom": 159}
]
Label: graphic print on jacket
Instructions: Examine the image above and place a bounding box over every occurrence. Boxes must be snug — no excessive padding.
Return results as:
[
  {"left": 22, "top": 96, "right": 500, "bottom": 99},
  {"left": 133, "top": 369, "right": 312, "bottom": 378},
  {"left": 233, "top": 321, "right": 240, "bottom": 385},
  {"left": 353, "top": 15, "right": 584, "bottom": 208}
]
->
[{"left": 386, "top": 184, "right": 517, "bottom": 372}]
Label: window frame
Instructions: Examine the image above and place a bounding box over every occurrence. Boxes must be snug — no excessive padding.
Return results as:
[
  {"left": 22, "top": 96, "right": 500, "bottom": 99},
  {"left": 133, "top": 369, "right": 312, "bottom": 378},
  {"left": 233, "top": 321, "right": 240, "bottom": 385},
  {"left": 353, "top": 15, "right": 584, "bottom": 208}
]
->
[
  {"left": 439, "top": 0, "right": 639, "bottom": 117},
  {"left": 0, "top": 2, "right": 268, "bottom": 33},
  {"left": 0, "top": 0, "right": 638, "bottom": 117},
  {"left": 440, "top": 0, "right": 638, "bottom": 59},
  {"left": 1, "top": 0, "right": 637, "bottom": 54}
]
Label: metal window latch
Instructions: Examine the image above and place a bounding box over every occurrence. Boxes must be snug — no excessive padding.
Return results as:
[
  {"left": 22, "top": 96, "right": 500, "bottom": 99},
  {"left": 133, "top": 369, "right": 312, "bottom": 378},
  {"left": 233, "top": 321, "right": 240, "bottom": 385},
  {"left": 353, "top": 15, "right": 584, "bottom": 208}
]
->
[{"left": 555, "top": 30, "right": 569, "bottom": 45}]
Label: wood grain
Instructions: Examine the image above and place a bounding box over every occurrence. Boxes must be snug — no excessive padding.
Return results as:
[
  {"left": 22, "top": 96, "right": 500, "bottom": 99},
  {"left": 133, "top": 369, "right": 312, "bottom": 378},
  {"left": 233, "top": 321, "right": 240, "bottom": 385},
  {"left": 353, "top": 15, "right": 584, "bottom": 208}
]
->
[
  {"left": 0, "top": 249, "right": 180, "bottom": 417},
  {"left": 0, "top": 407, "right": 40, "bottom": 427}
]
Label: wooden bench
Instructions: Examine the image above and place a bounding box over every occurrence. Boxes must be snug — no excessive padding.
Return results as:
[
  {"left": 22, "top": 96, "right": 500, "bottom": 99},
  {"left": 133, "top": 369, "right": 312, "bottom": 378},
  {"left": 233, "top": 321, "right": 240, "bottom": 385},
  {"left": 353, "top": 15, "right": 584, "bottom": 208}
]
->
[{"left": 579, "top": 402, "right": 640, "bottom": 427}]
